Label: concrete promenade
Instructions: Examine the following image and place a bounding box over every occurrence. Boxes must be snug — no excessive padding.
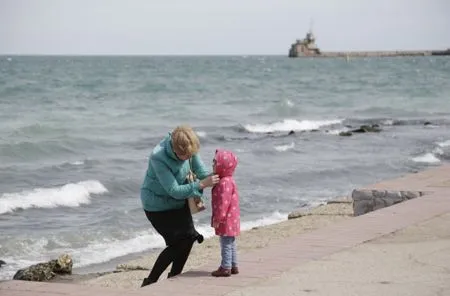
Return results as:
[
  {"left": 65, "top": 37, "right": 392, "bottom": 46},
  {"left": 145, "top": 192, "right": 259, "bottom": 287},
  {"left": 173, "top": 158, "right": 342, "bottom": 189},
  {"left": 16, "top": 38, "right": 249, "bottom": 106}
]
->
[{"left": 2, "top": 165, "right": 449, "bottom": 296}]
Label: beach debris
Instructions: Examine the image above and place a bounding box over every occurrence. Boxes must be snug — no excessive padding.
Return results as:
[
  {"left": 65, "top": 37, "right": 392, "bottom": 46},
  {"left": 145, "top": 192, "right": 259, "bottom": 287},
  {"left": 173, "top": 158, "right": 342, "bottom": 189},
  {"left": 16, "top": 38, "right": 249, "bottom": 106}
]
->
[
  {"left": 13, "top": 254, "right": 73, "bottom": 282},
  {"left": 115, "top": 264, "right": 149, "bottom": 272}
]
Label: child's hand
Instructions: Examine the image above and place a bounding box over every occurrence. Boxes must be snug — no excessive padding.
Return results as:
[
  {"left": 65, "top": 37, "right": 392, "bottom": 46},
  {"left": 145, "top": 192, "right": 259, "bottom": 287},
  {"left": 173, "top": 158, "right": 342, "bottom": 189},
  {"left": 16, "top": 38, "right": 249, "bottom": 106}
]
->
[{"left": 212, "top": 221, "right": 220, "bottom": 229}]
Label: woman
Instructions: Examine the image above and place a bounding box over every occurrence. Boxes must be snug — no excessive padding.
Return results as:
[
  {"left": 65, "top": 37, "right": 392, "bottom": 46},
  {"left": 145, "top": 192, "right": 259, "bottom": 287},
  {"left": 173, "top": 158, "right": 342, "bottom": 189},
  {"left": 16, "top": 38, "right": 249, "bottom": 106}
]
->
[{"left": 140, "top": 125, "right": 219, "bottom": 287}]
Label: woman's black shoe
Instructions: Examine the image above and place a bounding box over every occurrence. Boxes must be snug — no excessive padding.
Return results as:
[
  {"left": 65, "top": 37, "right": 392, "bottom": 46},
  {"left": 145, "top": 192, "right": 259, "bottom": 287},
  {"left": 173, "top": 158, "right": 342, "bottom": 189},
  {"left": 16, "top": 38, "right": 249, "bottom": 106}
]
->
[
  {"left": 196, "top": 234, "right": 204, "bottom": 244},
  {"left": 140, "top": 277, "right": 154, "bottom": 288}
]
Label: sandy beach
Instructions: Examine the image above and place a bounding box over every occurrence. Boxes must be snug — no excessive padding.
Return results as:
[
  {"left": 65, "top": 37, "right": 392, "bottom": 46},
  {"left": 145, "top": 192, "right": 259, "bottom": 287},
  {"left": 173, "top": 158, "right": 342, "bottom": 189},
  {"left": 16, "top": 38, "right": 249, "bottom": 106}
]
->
[{"left": 59, "top": 200, "right": 353, "bottom": 290}]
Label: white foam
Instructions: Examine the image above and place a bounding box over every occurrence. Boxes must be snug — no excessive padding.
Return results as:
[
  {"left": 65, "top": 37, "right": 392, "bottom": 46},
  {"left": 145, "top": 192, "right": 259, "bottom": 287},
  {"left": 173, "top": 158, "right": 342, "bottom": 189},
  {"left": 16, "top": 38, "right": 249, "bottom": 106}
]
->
[
  {"left": 196, "top": 131, "right": 207, "bottom": 138},
  {"left": 73, "top": 231, "right": 165, "bottom": 267},
  {"left": 0, "top": 180, "right": 108, "bottom": 215},
  {"left": 274, "top": 142, "right": 295, "bottom": 152},
  {"left": 432, "top": 147, "right": 444, "bottom": 155},
  {"left": 437, "top": 140, "right": 450, "bottom": 148},
  {"left": 244, "top": 119, "right": 342, "bottom": 133},
  {"left": 382, "top": 119, "right": 394, "bottom": 126},
  {"left": 70, "top": 160, "right": 85, "bottom": 166},
  {"left": 240, "top": 211, "right": 288, "bottom": 230},
  {"left": 326, "top": 128, "right": 349, "bottom": 135},
  {"left": 412, "top": 153, "right": 441, "bottom": 164}
]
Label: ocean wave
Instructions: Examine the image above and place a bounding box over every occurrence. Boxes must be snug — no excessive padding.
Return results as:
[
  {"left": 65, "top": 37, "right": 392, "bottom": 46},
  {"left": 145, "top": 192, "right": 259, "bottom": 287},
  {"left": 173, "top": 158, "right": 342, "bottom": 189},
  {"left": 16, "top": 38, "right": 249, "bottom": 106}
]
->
[
  {"left": 410, "top": 140, "right": 450, "bottom": 164},
  {"left": 9, "top": 123, "right": 67, "bottom": 138},
  {"left": 0, "top": 180, "right": 108, "bottom": 215},
  {"left": 196, "top": 131, "right": 207, "bottom": 138},
  {"left": 243, "top": 119, "right": 343, "bottom": 134},
  {"left": 0, "top": 140, "right": 77, "bottom": 162},
  {"left": 411, "top": 153, "right": 441, "bottom": 164},
  {"left": 274, "top": 142, "right": 295, "bottom": 152},
  {"left": 70, "top": 231, "right": 165, "bottom": 268},
  {"left": 437, "top": 140, "right": 450, "bottom": 148},
  {"left": 325, "top": 128, "right": 350, "bottom": 136}
]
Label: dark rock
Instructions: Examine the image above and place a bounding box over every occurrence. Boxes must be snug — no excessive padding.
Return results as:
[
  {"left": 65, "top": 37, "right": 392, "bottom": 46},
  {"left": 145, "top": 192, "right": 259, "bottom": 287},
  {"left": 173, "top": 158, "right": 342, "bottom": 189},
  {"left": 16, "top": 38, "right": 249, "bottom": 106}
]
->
[
  {"left": 0, "top": 260, "right": 6, "bottom": 268},
  {"left": 13, "top": 254, "right": 73, "bottom": 282},
  {"left": 351, "top": 124, "right": 382, "bottom": 133},
  {"left": 339, "top": 131, "right": 353, "bottom": 137},
  {"left": 424, "top": 121, "right": 432, "bottom": 126},
  {"left": 288, "top": 130, "right": 295, "bottom": 135},
  {"left": 288, "top": 210, "right": 310, "bottom": 219}
]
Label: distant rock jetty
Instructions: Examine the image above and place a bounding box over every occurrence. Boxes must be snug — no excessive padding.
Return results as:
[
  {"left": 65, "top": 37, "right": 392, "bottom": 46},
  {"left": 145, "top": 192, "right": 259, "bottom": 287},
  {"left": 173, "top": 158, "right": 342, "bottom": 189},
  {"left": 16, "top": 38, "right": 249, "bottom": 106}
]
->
[{"left": 289, "top": 30, "right": 450, "bottom": 58}]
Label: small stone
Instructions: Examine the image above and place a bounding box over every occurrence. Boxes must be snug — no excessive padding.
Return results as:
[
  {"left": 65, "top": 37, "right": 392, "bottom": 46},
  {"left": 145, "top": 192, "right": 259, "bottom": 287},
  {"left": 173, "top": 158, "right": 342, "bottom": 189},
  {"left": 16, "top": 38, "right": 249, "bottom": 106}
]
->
[
  {"left": 339, "top": 131, "right": 353, "bottom": 137},
  {"left": 288, "top": 211, "right": 309, "bottom": 220}
]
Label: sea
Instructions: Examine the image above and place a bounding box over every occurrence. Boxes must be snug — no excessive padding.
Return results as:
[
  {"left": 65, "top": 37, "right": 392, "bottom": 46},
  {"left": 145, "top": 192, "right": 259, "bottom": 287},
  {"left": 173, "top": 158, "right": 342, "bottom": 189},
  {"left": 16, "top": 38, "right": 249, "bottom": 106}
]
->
[{"left": 1, "top": 55, "right": 449, "bottom": 280}]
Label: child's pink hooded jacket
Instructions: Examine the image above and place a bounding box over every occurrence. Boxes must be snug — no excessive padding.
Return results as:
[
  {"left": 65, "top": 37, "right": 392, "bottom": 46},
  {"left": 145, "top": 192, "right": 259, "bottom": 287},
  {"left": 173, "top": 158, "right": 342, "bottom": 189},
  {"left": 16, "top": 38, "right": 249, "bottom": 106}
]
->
[{"left": 211, "top": 149, "right": 240, "bottom": 237}]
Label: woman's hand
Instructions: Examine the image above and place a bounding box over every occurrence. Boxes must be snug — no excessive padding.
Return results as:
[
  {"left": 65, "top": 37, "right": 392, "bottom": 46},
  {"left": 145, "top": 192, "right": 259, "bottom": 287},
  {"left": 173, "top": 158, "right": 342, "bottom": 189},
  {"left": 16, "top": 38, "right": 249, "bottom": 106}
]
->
[{"left": 199, "top": 174, "right": 220, "bottom": 189}]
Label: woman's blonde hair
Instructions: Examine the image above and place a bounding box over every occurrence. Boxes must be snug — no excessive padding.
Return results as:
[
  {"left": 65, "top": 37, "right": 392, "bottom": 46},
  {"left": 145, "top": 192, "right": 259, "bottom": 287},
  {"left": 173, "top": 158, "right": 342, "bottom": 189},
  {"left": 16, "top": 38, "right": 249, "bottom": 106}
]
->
[{"left": 171, "top": 125, "right": 200, "bottom": 158}]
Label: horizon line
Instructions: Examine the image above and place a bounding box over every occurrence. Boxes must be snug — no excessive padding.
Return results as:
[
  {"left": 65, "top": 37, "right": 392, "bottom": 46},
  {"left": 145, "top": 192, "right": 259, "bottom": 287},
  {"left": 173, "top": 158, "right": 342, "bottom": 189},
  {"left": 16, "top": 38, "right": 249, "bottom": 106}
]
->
[{"left": 0, "top": 53, "right": 286, "bottom": 57}]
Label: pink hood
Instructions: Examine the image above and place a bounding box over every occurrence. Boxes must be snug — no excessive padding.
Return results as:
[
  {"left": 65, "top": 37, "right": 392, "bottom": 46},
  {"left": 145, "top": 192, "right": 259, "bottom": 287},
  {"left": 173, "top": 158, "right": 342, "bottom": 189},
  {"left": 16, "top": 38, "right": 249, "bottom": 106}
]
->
[{"left": 214, "top": 149, "right": 238, "bottom": 178}]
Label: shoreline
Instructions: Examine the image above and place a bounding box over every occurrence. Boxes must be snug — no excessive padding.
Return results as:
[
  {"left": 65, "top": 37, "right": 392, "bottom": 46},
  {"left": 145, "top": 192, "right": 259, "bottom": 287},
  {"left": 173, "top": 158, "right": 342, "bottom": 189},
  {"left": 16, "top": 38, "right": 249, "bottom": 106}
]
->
[{"left": 52, "top": 199, "right": 353, "bottom": 289}]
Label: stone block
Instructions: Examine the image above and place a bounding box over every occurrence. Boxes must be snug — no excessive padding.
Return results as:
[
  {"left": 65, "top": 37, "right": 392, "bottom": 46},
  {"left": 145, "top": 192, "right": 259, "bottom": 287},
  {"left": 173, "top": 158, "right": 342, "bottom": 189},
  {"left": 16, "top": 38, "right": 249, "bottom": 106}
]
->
[{"left": 351, "top": 189, "right": 423, "bottom": 216}]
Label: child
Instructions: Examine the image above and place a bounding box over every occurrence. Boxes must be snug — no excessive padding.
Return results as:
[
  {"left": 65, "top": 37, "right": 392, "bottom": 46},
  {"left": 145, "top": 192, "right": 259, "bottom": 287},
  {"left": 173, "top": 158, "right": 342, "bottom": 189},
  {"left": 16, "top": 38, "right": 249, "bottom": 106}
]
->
[{"left": 210, "top": 149, "right": 240, "bottom": 277}]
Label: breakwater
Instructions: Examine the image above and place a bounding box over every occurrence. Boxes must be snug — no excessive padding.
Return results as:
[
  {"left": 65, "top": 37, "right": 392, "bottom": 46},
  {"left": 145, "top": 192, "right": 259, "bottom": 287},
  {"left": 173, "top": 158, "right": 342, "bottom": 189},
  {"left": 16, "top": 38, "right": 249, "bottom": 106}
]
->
[
  {"left": 288, "top": 30, "right": 450, "bottom": 58},
  {"left": 290, "top": 49, "right": 450, "bottom": 58}
]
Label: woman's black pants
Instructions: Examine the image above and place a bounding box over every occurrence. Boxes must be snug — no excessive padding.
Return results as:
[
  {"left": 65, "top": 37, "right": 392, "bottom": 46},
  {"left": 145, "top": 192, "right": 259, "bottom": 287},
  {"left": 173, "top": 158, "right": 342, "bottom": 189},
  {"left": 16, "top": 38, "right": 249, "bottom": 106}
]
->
[{"left": 142, "top": 202, "right": 202, "bottom": 286}]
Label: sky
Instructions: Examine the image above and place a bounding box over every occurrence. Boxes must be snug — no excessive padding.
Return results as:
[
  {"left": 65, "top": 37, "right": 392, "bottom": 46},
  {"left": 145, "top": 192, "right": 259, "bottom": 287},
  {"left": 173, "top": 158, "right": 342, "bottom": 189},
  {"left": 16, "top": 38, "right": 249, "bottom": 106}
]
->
[{"left": 1, "top": 0, "right": 450, "bottom": 55}]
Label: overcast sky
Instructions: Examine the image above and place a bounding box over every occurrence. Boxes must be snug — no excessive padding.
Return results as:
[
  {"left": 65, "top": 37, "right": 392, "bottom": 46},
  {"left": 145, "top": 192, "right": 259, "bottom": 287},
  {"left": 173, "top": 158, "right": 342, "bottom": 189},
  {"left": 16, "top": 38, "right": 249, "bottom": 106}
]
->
[{"left": 1, "top": 0, "right": 449, "bottom": 55}]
